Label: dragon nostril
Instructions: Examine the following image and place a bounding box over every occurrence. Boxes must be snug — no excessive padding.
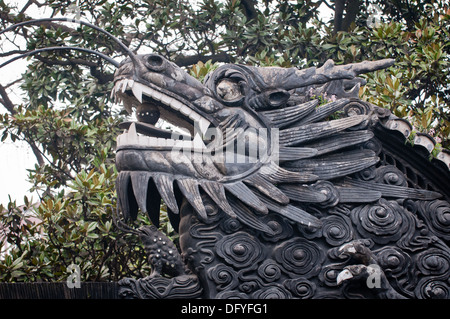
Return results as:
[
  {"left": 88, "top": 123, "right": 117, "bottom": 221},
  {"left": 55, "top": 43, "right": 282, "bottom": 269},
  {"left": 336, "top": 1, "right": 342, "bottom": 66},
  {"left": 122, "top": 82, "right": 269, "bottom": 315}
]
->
[
  {"left": 145, "top": 54, "right": 165, "bottom": 71},
  {"left": 267, "top": 90, "right": 290, "bottom": 107}
]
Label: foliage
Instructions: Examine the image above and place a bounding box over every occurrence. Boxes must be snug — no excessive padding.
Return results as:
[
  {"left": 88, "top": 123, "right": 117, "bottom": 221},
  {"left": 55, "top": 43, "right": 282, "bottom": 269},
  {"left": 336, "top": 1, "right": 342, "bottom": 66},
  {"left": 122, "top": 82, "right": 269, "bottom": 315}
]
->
[
  {"left": 0, "top": 0, "right": 449, "bottom": 282},
  {"left": 0, "top": 164, "right": 155, "bottom": 282}
]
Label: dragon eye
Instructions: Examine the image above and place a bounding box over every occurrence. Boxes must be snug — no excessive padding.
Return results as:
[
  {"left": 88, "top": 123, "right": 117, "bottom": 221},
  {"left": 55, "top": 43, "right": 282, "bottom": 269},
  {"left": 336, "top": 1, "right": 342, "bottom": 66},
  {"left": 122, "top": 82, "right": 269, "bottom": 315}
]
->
[
  {"left": 216, "top": 78, "right": 244, "bottom": 103},
  {"left": 144, "top": 54, "right": 166, "bottom": 72}
]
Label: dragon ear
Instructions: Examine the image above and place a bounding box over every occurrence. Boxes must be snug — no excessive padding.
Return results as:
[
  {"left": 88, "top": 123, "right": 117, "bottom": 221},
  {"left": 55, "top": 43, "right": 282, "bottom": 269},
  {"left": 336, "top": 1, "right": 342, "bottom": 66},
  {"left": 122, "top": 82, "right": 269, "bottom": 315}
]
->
[{"left": 247, "top": 59, "right": 395, "bottom": 91}]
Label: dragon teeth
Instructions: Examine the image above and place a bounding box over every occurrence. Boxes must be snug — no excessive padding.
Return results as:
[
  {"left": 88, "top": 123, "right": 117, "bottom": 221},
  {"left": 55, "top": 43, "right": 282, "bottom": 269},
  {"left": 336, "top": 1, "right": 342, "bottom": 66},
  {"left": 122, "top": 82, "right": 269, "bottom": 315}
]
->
[
  {"left": 170, "top": 98, "right": 183, "bottom": 111},
  {"left": 152, "top": 90, "right": 163, "bottom": 101},
  {"left": 152, "top": 174, "right": 179, "bottom": 214},
  {"left": 117, "top": 128, "right": 206, "bottom": 149},
  {"left": 179, "top": 105, "right": 192, "bottom": 116},
  {"left": 197, "top": 117, "right": 210, "bottom": 135},
  {"left": 114, "top": 79, "right": 212, "bottom": 149},
  {"left": 128, "top": 122, "right": 138, "bottom": 142},
  {"left": 114, "top": 79, "right": 211, "bottom": 131},
  {"left": 131, "top": 82, "right": 143, "bottom": 103}
]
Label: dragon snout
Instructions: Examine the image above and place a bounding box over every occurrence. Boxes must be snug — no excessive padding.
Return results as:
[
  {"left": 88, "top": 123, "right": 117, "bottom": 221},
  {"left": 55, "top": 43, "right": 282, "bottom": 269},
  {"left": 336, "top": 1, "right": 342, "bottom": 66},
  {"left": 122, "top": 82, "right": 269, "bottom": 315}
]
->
[{"left": 248, "top": 89, "right": 290, "bottom": 111}]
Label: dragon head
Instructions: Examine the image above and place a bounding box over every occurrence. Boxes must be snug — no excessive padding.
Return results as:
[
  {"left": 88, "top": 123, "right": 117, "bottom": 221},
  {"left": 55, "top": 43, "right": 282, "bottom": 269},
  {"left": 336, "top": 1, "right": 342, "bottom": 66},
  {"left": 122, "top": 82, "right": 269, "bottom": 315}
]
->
[
  {"left": 112, "top": 52, "right": 395, "bottom": 231},
  {"left": 113, "top": 53, "right": 281, "bottom": 182}
]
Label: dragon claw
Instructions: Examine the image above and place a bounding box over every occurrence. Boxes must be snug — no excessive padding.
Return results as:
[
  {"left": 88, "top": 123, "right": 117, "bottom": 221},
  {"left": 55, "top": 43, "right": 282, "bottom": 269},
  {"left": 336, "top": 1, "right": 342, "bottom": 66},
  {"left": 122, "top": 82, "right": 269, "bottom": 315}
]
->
[
  {"left": 336, "top": 268, "right": 354, "bottom": 285},
  {"left": 336, "top": 241, "right": 380, "bottom": 286},
  {"left": 338, "top": 240, "right": 376, "bottom": 265},
  {"left": 336, "top": 264, "right": 380, "bottom": 285},
  {"left": 335, "top": 241, "right": 406, "bottom": 298}
]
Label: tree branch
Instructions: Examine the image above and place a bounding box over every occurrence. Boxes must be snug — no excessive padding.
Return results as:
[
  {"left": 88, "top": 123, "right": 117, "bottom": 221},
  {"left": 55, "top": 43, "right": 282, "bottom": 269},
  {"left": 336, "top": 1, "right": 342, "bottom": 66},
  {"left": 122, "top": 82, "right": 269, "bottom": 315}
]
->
[
  {"left": 0, "top": 49, "right": 29, "bottom": 57},
  {"left": 333, "top": 0, "right": 345, "bottom": 33},
  {"left": 0, "top": 83, "right": 45, "bottom": 166},
  {"left": 0, "top": 84, "right": 16, "bottom": 115},
  {"left": 240, "top": 0, "right": 259, "bottom": 21},
  {"left": 333, "top": 0, "right": 361, "bottom": 33},
  {"left": 342, "top": 0, "right": 360, "bottom": 31},
  {"left": 34, "top": 55, "right": 114, "bottom": 84},
  {"left": 0, "top": 10, "right": 77, "bottom": 35}
]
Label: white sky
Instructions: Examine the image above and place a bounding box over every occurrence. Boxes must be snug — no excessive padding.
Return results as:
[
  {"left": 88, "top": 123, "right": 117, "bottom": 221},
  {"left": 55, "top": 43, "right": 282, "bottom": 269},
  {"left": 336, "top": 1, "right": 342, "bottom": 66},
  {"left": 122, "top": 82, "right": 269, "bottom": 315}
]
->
[{"left": 0, "top": 1, "right": 333, "bottom": 206}]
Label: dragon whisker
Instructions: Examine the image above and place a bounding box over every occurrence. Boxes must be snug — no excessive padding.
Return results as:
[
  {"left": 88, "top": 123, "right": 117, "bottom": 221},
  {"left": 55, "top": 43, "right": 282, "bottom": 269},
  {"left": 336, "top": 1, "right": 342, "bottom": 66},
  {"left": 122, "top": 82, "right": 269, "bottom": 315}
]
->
[
  {"left": 0, "top": 17, "right": 142, "bottom": 69},
  {"left": 0, "top": 46, "right": 120, "bottom": 69}
]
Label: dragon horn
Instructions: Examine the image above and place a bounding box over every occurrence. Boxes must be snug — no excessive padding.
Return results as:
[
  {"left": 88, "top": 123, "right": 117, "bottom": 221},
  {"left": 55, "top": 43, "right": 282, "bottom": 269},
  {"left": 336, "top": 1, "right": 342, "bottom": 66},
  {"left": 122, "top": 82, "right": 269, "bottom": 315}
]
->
[{"left": 248, "top": 58, "right": 395, "bottom": 90}]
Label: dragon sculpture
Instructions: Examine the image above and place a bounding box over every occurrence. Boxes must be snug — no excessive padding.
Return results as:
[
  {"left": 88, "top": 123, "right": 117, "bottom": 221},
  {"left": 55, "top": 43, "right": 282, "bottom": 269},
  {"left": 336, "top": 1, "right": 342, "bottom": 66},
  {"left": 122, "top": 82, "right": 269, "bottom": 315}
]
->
[
  {"left": 1, "top": 18, "right": 449, "bottom": 299},
  {"left": 112, "top": 54, "right": 450, "bottom": 299}
]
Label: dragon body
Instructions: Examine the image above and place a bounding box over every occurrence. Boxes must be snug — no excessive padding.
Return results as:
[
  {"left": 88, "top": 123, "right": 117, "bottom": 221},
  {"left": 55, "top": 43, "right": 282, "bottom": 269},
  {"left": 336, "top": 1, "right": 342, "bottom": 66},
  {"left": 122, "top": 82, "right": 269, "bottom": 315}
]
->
[{"left": 112, "top": 54, "right": 450, "bottom": 299}]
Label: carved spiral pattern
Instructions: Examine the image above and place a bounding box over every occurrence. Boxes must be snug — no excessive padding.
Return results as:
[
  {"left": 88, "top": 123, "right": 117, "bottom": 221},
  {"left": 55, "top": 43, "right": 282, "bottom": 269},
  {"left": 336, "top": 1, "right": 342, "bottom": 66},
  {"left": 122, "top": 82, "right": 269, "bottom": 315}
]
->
[
  {"left": 259, "top": 215, "right": 293, "bottom": 242},
  {"left": 239, "top": 281, "right": 258, "bottom": 294},
  {"left": 258, "top": 259, "right": 282, "bottom": 283},
  {"left": 355, "top": 166, "right": 377, "bottom": 181},
  {"left": 220, "top": 217, "right": 242, "bottom": 234},
  {"left": 216, "top": 232, "right": 264, "bottom": 269},
  {"left": 202, "top": 196, "right": 223, "bottom": 224},
  {"left": 417, "top": 200, "right": 450, "bottom": 242},
  {"left": 322, "top": 215, "right": 354, "bottom": 246},
  {"left": 319, "top": 263, "right": 344, "bottom": 287},
  {"left": 376, "top": 246, "right": 412, "bottom": 278},
  {"left": 253, "top": 285, "right": 292, "bottom": 299},
  {"left": 343, "top": 100, "right": 371, "bottom": 116},
  {"left": 362, "top": 137, "right": 382, "bottom": 155},
  {"left": 310, "top": 181, "right": 340, "bottom": 208},
  {"left": 343, "top": 101, "right": 371, "bottom": 130},
  {"left": 284, "top": 278, "right": 316, "bottom": 299},
  {"left": 207, "top": 264, "right": 238, "bottom": 291},
  {"left": 274, "top": 238, "right": 324, "bottom": 278},
  {"left": 351, "top": 199, "right": 410, "bottom": 244},
  {"left": 416, "top": 248, "right": 450, "bottom": 276},
  {"left": 374, "top": 166, "right": 407, "bottom": 187},
  {"left": 415, "top": 278, "right": 450, "bottom": 299}
]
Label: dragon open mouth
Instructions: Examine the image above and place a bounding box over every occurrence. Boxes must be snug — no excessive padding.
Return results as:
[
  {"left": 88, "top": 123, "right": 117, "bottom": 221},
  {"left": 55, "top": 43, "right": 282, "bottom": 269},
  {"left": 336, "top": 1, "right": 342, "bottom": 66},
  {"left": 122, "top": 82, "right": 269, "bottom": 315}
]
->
[
  {"left": 111, "top": 55, "right": 407, "bottom": 232},
  {"left": 113, "top": 78, "right": 212, "bottom": 151}
]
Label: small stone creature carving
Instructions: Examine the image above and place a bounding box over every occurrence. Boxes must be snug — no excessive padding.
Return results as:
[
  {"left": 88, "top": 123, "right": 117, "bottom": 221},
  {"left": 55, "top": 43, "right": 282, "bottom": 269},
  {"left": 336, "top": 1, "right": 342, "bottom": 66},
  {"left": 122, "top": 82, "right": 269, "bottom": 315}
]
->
[{"left": 138, "top": 225, "right": 186, "bottom": 278}]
